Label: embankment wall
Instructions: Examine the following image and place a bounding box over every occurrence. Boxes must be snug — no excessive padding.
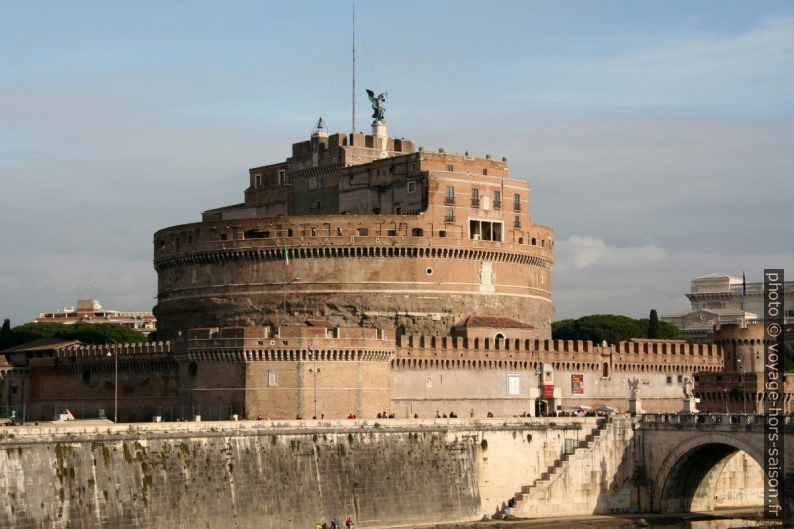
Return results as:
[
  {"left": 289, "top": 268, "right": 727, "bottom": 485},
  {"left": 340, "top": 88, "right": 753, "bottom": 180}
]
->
[{"left": 0, "top": 418, "right": 594, "bottom": 529}]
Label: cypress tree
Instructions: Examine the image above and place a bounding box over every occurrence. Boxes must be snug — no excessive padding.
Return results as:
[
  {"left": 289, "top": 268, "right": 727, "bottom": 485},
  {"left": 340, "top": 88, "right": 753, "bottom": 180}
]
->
[
  {"left": 648, "top": 309, "right": 660, "bottom": 339},
  {"left": 0, "top": 319, "right": 10, "bottom": 350}
]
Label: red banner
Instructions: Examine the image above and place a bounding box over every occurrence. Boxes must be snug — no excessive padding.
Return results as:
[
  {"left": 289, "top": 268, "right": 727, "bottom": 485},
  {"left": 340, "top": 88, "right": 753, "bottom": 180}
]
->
[{"left": 542, "top": 385, "right": 554, "bottom": 399}]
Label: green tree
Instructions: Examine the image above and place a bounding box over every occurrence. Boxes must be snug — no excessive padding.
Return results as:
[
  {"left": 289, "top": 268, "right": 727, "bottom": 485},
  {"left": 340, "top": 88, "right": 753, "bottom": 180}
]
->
[
  {"left": 552, "top": 314, "right": 680, "bottom": 343},
  {"left": 0, "top": 318, "right": 11, "bottom": 350},
  {"left": 647, "top": 309, "right": 660, "bottom": 339},
  {"left": 7, "top": 322, "right": 147, "bottom": 348}
]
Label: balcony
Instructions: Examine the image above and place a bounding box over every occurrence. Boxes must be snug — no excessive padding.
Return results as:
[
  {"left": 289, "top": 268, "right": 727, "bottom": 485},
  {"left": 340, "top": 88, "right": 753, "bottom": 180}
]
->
[
  {"left": 444, "top": 196, "right": 455, "bottom": 205},
  {"left": 513, "top": 203, "right": 521, "bottom": 211},
  {"left": 444, "top": 214, "right": 455, "bottom": 223},
  {"left": 471, "top": 198, "right": 480, "bottom": 208},
  {"left": 514, "top": 219, "right": 522, "bottom": 229},
  {"left": 493, "top": 200, "right": 501, "bottom": 210}
]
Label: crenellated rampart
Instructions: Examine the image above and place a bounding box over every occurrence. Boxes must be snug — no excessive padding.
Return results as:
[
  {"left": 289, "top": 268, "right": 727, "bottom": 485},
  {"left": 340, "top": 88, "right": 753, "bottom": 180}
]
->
[
  {"left": 153, "top": 215, "right": 554, "bottom": 267},
  {"left": 392, "top": 336, "right": 723, "bottom": 374}
]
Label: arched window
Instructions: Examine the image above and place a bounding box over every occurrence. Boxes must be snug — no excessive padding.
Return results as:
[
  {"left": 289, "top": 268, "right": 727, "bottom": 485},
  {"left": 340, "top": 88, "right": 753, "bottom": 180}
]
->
[{"left": 602, "top": 362, "right": 610, "bottom": 378}]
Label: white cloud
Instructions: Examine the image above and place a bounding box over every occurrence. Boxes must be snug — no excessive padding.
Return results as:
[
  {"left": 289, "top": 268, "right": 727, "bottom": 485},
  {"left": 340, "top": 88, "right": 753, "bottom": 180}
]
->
[
  {"left": 556, "top": 236, "right": 668, "bottom": 271},
  {"left": 552, "top": 235, "right": 794, "bottom": 321},
  {"left": 518, "top": 14, "right": 794, "bottom": 115}
]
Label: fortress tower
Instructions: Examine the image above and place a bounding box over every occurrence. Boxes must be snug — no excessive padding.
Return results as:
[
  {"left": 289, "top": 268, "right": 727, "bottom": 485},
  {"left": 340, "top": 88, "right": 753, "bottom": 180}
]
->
[{"left": 153, "top": 120, "right": 555, "bottom": 338}]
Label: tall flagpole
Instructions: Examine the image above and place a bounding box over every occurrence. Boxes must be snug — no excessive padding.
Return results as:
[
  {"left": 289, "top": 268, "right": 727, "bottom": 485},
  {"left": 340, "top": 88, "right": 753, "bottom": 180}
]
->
[{"left": 352, "top": 2, "right": 356, "bottom": 134}]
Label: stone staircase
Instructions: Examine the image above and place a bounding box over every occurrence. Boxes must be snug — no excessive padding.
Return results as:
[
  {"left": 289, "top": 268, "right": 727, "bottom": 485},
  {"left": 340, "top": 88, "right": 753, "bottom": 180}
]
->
[{"left": 509, "top": 417, "right": 611, "bottom": 509}]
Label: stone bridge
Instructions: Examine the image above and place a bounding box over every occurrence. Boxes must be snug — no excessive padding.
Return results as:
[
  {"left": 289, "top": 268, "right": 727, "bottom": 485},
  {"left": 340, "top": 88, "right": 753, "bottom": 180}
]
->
[{"left": 637, "top": 413, "right": 793, "bottom": 524}]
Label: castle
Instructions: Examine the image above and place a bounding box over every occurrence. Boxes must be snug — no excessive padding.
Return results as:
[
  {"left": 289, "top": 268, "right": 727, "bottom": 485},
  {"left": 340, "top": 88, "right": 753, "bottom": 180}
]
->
[
  {"left": 152, "top": 119, "right": 554, "bottom": 338},
  {"left": 3, "top": 114, "right": 789, "bottom": 422}
]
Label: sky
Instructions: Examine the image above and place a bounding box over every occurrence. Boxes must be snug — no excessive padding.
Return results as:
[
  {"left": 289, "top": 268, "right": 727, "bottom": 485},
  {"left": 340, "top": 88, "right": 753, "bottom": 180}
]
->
[{"left": 1, "top": 1, "right": 793, "bottom": 325}]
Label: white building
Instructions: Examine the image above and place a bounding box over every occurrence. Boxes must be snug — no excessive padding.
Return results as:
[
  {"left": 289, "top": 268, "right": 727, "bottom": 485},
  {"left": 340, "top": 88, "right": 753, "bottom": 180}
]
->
[{"left": 662, "top": 273, "right": 793, "bottom": 341}]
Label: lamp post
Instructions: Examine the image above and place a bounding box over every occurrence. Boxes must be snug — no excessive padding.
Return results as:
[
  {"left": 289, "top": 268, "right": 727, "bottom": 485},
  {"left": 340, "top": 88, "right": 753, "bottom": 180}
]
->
[
  {"left": 722, "top": 388, "right": 728, "bottom": 414},
  {"left": 106, "top": 340, "right": 118, "bottom": 423},
  {"left": 737, "top": 357, "right": 746, "bottom": 414},
  {"left": 308, "top": 344, "right": 318, "bottom": 419}
]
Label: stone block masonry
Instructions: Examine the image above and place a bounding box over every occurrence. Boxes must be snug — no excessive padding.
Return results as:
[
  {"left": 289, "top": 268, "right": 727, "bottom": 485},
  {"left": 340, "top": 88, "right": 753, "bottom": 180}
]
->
[{"left": 0, "top": 418, "right": 594, "bottom": 529}]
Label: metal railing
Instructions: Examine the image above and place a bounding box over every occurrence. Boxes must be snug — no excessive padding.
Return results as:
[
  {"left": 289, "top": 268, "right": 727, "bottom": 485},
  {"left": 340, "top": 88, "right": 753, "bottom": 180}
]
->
[
  {"left": 20, "top": 403, "right": 237, "bottom": 424},
  {"left": 471, "top": 198, "right": 480, "bottom": 208},
  {"left": 640, "top": 412, "right": 792, "bottom": 426}
]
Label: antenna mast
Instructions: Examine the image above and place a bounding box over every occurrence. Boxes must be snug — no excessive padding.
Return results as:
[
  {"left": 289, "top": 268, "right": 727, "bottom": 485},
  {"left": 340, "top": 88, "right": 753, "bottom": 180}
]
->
[{"left": 352, "top": 2, "right": 356, "bottom": 134}]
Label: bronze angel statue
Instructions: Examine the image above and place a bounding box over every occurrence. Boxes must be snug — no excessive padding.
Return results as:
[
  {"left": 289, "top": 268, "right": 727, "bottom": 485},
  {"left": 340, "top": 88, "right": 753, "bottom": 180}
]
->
[{"left": 366, "top": 89, "right": 387, "bottom": 122}]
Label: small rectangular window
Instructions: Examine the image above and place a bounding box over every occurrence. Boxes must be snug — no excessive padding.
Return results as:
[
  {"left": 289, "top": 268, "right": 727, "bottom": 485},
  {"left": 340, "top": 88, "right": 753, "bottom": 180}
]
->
[
  {"left": 514, "top": 193, "right": 521, "bottom": 211},
  {"left": 666, "top": 376, "right": 673, "bottom": 384},
  {"left": 446, "top": 164, "right": 454, "bottom": 172},
  {"left": 445, "top": 208, "right": 455, "bottom": 223},
  {"left": 482, "top": 168, "right": 488, "bottom": 176},
  {"left": 507, "top": 374, "right": 520, "bottom": 396},
  {"left": 445, "top": 186, "right": 455, "bottom": 205},
  {"left": 407, "top": 181, "right": 416, "bottom": 193}
]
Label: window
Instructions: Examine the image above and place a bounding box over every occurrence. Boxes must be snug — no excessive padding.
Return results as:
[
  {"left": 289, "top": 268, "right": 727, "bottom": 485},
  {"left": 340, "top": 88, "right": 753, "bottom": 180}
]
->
[
  {"left": 469, "top": 220, "right": 503, "bottom": 241},
  {"left": 513, "top": 193, "right": 521, "bottom": 211},
  {"left": 277, "top": 169, "right": 285, "bottom": 185},
  {"left": 254, "top": 173, "right": 263, "bottom": 188},
  {"left": 493, "top": 191, "right": 501, "bottom": 209},
  {"left": 666, "top": 376, "right": 673, "bottom": 384},
  {"left": 507, "top": 374, "right": 520, "bottom": 396},
  {"left": 444, "top": 186, "right": 455, "bottom": 205},
  {"left": 268, "top": 371, "right": 278, "bottom": 387},
  {"left": 514, "top": 215, "right": 521, "bottom": 229},
  {"left": 677, "top": 375, "right": 684, "bottom": 383},
  {"left": 471, "top": 188, "right": 479, "bottom": 208},
  {"left": 411, "top": 228, "right": 423, "bottom": 237},
  {"left": 357, "top": 228, "right": 368, "bottom": 236},
  {"left": 407, "top": 181, "right": 416, "bottom": 193},
  {"left": 446, "top": 164, "right": 454, "bottom": 172},
  {"left": 482, "top": 168, "right": 488, "bottom": 176},
  {"left": 445, "top": 207, "right": 455, "bottom": 223},
  {"left": 244, "top": 229, "right": 270, "bottom": 239},
  {"left": 336, "top": 227, "right": 343, "bottom": 236}
]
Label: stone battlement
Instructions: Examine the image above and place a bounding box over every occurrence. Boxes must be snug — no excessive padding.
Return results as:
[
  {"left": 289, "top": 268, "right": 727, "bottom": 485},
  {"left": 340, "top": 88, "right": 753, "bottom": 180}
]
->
[
  {"left": 397, "top": 335, "right": 721, "bottom": 358},
  {"left": 153, "top": 215, "right": 554, "bottom": 265},
  {"left": 54, "top": 341, "right": 171, "bottom": 359}
]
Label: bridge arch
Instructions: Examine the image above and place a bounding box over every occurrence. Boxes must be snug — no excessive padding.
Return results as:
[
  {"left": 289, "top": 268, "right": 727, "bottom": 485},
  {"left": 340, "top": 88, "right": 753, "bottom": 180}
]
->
[{"left": 653, "top": 431, "right": 763, "bottom": 513}]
